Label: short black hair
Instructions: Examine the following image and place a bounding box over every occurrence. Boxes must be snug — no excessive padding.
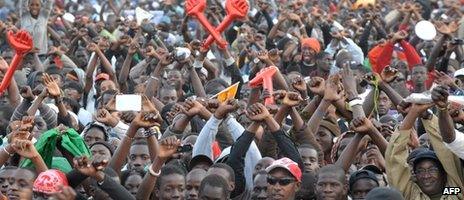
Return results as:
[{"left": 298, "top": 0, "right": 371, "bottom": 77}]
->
[
  {"left": 155, "top": 164, "right": 186, "bottom": 189},
  {"left": 317, "top": 164, "right": 346, "bottom": 184},
  {"left": 63, "top": 97, "right": 81, "bottom": 114},
  {"left": 210, "top": 163, "right": 235, "bottom": 182},
  {"left": 204, "top": 78, "right": 229, "bottom": 95},
  {"left": 199, "top": 174, "right": 230, "bottom": 198},
  {"left": 63, "top": 81, "right": 84, "bottom": 94}
]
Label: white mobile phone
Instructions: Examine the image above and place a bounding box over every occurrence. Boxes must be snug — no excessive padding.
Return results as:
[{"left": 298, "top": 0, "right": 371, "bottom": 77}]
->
[{"left": 115, "top": 95, "right": 142, "bottom": 111}]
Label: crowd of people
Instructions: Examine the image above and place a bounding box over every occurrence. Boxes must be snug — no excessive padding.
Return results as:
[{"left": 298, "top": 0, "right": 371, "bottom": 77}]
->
[{"left": 0, "top": 0, "right": 463, "bottom": 199}]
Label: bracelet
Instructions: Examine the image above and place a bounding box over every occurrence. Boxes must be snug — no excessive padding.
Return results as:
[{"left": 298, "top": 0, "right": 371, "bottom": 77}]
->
[
  {"left": 300, "top": 24, "right": 305, "bottom": 29},
  {"left": 2, "top": 147, "right": 12, "bottom": 156},
  {"left": 193, "top": 59, "right": 204, "bottom": 69},
  {"left": 148, "top": 164, "right": 161, "bottom": 177},
  {"left": 150, "top": 76, "right": 159, "bottom": 81},
  {"left": 348, "top": 99, "right": 363, "bottom": 107},
  {"left": 143, "top": 126, "right": 161, "bottom": 138},
  {"left": 438, "top": 104, "right": 449, "bottom": 111}
]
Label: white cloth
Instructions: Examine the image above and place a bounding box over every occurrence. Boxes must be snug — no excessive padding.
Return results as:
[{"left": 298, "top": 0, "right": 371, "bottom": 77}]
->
[{"left": 444, "top": 130, "right": 464, "bottom": 159}]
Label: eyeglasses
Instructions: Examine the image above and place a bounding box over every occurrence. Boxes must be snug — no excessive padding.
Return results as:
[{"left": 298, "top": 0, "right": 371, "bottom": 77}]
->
[
  {"left": 415, "top": 167, "right": 440, "bottom": 176},
  {"left": 267, "top": 176, "right": 296, "bottom": 186}
]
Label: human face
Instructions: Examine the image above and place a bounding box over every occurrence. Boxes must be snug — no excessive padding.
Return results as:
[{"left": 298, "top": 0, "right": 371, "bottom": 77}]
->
[
  {"left": 317, "top": 54, "right": 333, "bottom": 71},
  {"left": 251, "top": 174, "right": 268, "bottom": 200},
  {"left": 267, "top": 168, "right": 299, "bottom": 200},
  {"left": 158, "top": 174, "right": 185, "bottom": 200},
  {"left": 167, "top": 71, "right": 183, "bottom": 87},
  {"left": 160, "top": 89, "right": 178, "bottom": 105},
  {"left": 75, "top": 49, "right": 89, "bottom": 68},
  {"left": 199, "top": 185, "right": 227, "bottom": 200},
  {"left": 6, "top": 169, "right": 35, "bottom": 200},
  {"left": 298, "top": 147, "right": 319, "bottom": 174},
  {"left": 351, "top": 179, "right": 378, "bottom": 200},
  {"left": 64, "top": 88, "right": 81, "bottom": 102},
  {"left": 395, "top": 61, "right": 409, "bottom": 77},
  {"left": 90, "top": 144, "right": 112, "bottom": 161},
  {"left": 301, "top": 47, "right": 316, "bottom": 64},
  {"left": 100, "top": 80, "right": 116, "bottom": 93},
  {"left": 124, "top": 174, "right": 143, "bottom": 196},
  {"left": 128, "top": 145, "right": 150, "bottom": 171},
  {"left": 377, "top": 92, "right": 391, "bottom": 116},
  {"left": 253, "top": 158, "right": 274, "bottom": 177},
  {"left": 207, "top": 168, "right": 233, "bottom": 192},
  {"left": 186, "top": 170, "right": 206, "bottom": 200},
  {"left": 414, "top": 159, "right": 446, "bottom": 196},
  {"left": 0, "top": 169, "right": 13, "bottom": 195},
  {"left": 84, "top": 127, "right": 105, "bottom": 146},
  {"left": 316, "top": 172, "right": 347, "bottom": 200},
  {"left": 316, "top": 127, "right": 334, "bottom": 153},
  {"left": 411, "top": 66, "right": 427, "bottom": 85},
  {"left": 28, "top": 0, "right": 41, "bottom": 18}
]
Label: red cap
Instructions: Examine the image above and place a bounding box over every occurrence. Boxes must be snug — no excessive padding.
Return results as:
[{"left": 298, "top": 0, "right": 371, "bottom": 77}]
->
[
  {"left": 95, "top": 73, "right": 110, "bottom": 81},
  {"left": 33, "top": 169, "right": 69, "bottom": 194},
  {"left": 266, "top": 157, "right": 302, "bottom": 182},
  {"left": 301, "top": 38, "right": 321, "bottom": 53}
]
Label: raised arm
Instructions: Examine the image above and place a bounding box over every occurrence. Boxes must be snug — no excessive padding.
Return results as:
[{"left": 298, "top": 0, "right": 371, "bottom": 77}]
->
[{"left": 137, "top": 136, "right": 180, "bottom": 200}]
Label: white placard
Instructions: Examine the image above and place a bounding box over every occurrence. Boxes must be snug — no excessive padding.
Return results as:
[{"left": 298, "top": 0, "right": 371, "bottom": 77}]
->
[{"left": 116, "top": 95, "right": 142, "bottom": 111}]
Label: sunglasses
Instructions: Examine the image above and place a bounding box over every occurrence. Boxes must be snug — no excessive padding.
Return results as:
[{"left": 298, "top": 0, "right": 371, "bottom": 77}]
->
[{"left": 267, "top": 176, "right": 296, "bottom": 186}]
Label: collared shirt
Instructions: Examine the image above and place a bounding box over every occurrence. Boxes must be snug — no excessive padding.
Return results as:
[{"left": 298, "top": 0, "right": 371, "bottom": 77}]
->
[{"left": 386, "top": 116, "right": 464, "bottom": 200}]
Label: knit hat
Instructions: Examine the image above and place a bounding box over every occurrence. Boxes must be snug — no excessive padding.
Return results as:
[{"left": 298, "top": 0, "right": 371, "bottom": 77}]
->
[
  {"left": 33, "top": 169, "right": 69, "bottom": 194},
  {"left": 301, "top": 38, "right": 321, "bottom": 53},
  {"left": 320, "top": 117, "right": 341, "bottom": 137},
  {"left": 266, "top": 157, "right": 302, "bottom": 182}
]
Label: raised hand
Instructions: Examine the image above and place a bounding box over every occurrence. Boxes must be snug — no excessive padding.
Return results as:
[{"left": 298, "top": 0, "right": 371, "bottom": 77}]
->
[
  {"left": 42, "top": 73, "right": 61, "bottom": 98},
  {"left": 73, "top": 155, "right": 108, "bottom": 178},
  {"left": 282, "top": 91, "right": 303, "bottom": 107},
  {"left": 431, "top": 85, "right": 449, "bottom": 108},
  {"left": 350, "top": 117, "right": 375, "bottom": 134},
  {"left": 7, "top": 30, "right": 33, "bottom": 54},
  {"left": 95, "top": 109, "right": 119, "bottom": 127},
  {"left": 323, "top": 76, "right": 343, "bottom": 102},
  {"left": 309, "top": 77, "right": 325, "bottom": 96},
  {"left": 257, "top": 50, "right": 270, "bottom": 62},
  {"left": 157, "top": 136, "right": 181, "bottom": 159},
  {"left": 19, "top": 116, "right": 35, "bottom": 132},
  {"left": 397, "top": 100, "right": 412, "bottom": 115},
  {"left": 132, "top": 95, "right": 162, "bottom": 128},
  {"left": 434, "top": 70, "right": 456, "bottom": 87},
  {"left": 341, "top": 63, "right": 358, "bottom": 98},
  {"left": 11, "top": 139, "right": 39, "bottom": 159},
  {"left": 214, "top": 99, "right": 240, "bottom": 119},
  {"left": 291, "top": 76, "right": 307, "bottom": 94},
  {"left": 128, "top": 41, "right": 139, "bottom": 55},
  {"left": 86, "top": 43, "right": 99, "bottom": 52},
  {"left": 380, "top": 66, "right": 399, "bottom": 83},
  {"left": 20, "top": 86, "right": 35, "bottom": 101},
  {"left": 246, "top": 103, "right": 271, "bottom": 122},
  {"left": 182, "top": 99, "right": 205, "bottom": 117},
  {"left": 435, "top": 21, "right": 459, "bottom": 36},
  {"left": 391, "top": 30, "right": 408, "bottom": 43}
]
